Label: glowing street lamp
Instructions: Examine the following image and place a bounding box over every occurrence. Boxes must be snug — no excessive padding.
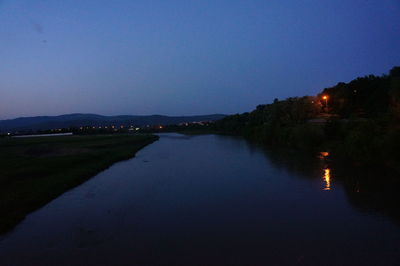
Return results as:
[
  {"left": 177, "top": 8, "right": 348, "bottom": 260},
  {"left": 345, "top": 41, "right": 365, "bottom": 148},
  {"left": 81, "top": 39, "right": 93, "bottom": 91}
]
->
[{"left": 322, "top": 95, "right": 328, "bottom": 108}]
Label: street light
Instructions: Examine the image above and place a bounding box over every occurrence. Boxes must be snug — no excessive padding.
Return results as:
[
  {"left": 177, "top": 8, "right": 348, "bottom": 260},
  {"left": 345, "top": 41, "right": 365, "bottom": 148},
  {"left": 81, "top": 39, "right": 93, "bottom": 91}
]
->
[{"left": 322, "top": 95, "right": 328, "bottom": 108}]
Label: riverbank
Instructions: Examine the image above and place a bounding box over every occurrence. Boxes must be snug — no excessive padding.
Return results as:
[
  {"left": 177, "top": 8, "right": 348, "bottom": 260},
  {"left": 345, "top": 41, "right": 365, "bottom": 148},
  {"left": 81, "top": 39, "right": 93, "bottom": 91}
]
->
[
  {"left": 214, "top": 67, "right": 400, "bottom": 174},
  {"left": 0, "top": 134, "right": 159, "bottom": 234},
  {"left": 215, "top": 118, "right": 400, "bottom": 175}
]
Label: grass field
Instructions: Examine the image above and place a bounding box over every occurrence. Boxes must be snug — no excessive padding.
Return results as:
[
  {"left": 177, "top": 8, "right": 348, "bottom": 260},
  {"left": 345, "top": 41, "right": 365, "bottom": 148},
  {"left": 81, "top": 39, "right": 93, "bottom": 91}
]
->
[{"left": 0, "top": 134, "right": 159, "bottom": 234}]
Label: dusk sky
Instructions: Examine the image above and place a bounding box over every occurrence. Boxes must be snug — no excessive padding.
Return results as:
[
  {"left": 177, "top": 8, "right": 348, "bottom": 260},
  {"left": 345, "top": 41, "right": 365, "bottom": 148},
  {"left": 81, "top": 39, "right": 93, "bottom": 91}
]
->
[{"left": 1, "top": 0, "right": 400, "bottom": 119}]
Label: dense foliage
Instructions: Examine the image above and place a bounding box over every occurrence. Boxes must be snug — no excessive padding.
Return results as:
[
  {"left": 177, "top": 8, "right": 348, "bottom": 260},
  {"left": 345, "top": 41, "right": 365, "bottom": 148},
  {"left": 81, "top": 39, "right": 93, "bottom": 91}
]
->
[{"left": 216, "top": 66, "right": 400, "bottom": 170}]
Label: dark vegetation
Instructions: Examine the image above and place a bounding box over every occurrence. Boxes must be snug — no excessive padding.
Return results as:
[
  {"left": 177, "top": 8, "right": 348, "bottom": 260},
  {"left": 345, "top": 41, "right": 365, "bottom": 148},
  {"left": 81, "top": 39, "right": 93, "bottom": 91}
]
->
[
  {"left": 0, "top": 134, "right": 158, "bottom": 233},
  {"left": 216, "top": 66, "right": 400, "bottom": 172}
]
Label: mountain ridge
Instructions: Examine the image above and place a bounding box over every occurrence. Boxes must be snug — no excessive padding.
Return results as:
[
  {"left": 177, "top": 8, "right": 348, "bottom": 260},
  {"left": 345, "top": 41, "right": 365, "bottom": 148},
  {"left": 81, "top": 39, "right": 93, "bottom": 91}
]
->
[{"left": 0, "top": 113, "right": 226, "bottom": 133}]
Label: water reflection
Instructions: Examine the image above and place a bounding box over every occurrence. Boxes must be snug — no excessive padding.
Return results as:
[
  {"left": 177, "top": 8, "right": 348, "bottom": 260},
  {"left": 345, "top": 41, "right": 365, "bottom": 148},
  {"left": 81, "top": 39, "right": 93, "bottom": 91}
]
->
[
  {"left": 319, "top": 151, "right": 329, "bottom": 159},
  {"left": 319, "top": 152, "right": 332, "bottom": 190},
  {"left": 261, "top": 146, "right": 400, "bottom": 225},
  {"left": 1, "top": 134, "right": 400, "bottom": 266},
  {"left": 323, "top": 168, "right": 331, "bottom": 190}
]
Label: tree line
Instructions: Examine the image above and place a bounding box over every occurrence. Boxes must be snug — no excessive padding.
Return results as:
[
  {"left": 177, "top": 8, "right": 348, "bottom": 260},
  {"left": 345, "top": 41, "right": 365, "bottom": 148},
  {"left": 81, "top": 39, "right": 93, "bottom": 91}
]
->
[{"left": 215, "top": 66, "right": 400, "bottom": 171}]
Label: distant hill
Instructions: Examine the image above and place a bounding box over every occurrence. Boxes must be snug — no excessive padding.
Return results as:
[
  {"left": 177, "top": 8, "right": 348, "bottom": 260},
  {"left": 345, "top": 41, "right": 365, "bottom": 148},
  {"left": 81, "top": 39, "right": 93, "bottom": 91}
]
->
[{"left": 0, "top": 113, "right": 226, "bottom": 133}]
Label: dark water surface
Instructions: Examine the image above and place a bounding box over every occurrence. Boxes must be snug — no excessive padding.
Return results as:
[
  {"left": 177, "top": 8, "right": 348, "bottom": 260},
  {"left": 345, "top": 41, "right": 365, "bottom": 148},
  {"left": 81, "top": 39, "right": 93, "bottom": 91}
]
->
[{"left": 1, "top": 133, "right": 400, "bottom": 266}]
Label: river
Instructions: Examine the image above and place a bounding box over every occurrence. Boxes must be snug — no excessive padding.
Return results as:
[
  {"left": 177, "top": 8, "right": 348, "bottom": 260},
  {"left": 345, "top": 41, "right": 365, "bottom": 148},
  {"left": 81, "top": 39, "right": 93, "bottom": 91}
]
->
[{"left": 1, "top": 133, "right": 400, "bottom": 265}]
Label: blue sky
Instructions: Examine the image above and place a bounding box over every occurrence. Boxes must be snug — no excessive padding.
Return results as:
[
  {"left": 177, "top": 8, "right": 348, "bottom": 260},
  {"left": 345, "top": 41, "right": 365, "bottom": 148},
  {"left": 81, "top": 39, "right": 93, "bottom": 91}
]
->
[{"left": 1, "top": 0, "right": 400, "bottom": 119}]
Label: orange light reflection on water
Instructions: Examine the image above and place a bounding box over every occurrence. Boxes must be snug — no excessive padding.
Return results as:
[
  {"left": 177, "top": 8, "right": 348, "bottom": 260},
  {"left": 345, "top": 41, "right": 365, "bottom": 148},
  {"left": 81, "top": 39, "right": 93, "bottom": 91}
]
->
[
  {"left": 320, "top": 152, "right": 329, "bottom": 157},
  {"left": 323, "top": 168, "right": 331, "bottom": 190},
  {"left": 319, "top": 151, "right": 329, "bottom": 159}
]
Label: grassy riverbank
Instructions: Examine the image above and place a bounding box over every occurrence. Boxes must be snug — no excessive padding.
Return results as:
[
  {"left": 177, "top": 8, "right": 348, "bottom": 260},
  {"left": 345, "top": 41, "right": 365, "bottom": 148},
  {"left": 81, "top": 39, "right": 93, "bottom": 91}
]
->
[{"left": 0, "top": 134, "right": 158, "bottom": 234}]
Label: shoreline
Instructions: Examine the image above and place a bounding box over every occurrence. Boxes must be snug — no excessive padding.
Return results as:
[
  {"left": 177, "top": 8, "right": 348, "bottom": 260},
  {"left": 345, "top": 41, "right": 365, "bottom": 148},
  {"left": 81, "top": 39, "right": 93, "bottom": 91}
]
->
[{"left": 0, "top": 134, "right": 159, "bottom": 234}]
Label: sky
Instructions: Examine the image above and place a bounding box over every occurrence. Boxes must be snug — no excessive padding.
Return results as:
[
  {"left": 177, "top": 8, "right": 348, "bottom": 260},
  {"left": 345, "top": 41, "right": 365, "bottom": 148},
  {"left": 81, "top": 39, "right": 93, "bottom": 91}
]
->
[{"left": 1, "top": 0, "right": 400, "bottom": 119}]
